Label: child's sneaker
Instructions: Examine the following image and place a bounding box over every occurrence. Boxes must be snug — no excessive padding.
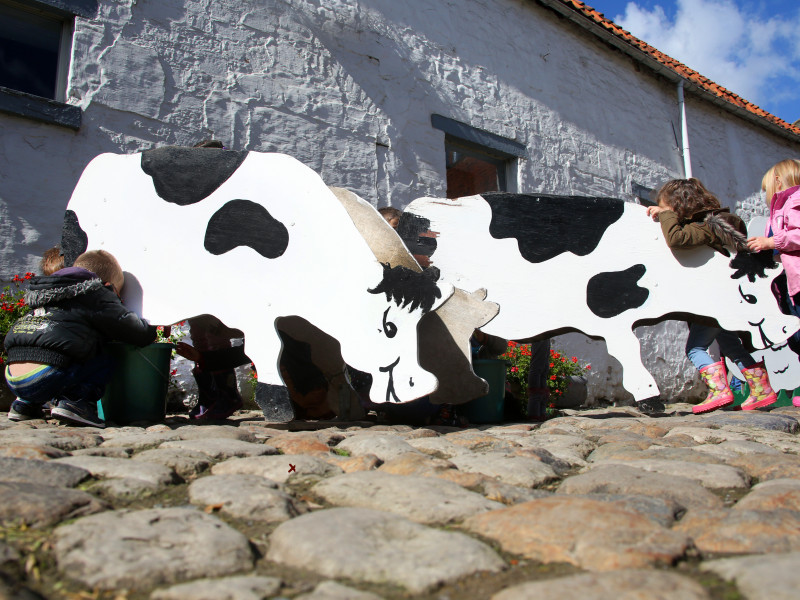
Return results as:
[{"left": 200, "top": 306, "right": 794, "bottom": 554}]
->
[
  {"left": 51, "top": 398, "right": 105, "bottom": 428},
  {"left": 7, "top": 399, "right": 44, "bottom": 421}
]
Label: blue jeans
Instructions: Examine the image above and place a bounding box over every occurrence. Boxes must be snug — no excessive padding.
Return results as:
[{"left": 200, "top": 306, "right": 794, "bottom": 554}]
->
[
  {"left": 5, "top": 354, "right": 115, "bottom": 406},
  {"left": 685, "top": 323, "right": 755, "bottom": 372}
]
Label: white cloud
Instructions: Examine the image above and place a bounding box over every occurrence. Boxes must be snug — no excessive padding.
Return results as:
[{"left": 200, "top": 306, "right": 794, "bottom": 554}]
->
[{"left": 615, "top": 0, "right": 800, "bottom": 109}]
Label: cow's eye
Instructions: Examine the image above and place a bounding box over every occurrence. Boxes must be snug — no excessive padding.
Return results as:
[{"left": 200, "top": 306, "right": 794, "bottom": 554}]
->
[
  {"left": 382, "top": 307, "right": 397, "bottom": 338},
  {"left": 738, "top": 284, "right": 757, "bottom": 304}
]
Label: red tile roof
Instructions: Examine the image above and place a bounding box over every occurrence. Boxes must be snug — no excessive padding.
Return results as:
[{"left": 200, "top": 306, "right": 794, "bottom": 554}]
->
[{"left": 548, "top": 0, "right": 800, "bottom": 137}]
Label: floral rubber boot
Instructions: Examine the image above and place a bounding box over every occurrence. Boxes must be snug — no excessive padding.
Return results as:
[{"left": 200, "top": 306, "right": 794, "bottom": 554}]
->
[
  {"left": 740, "top": 363, "right": 777, "bottom": 411},
  {"left": 693, "top": 361, "right": 733, "bottom": 414}
]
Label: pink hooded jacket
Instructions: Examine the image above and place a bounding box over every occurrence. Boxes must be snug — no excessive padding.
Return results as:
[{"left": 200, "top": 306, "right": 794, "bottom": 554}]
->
[{"left": 768, "top": 184, "right": 800, "bottom": 296}]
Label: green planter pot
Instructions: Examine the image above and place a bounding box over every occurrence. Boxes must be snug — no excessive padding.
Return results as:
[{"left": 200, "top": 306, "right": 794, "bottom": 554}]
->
[
  {"left": 553, "top": 375, "right": 588, "bottom": 409},
  {"left": 101, "top": 342, "right": 174, "bottom": 424},
  {"left": 463, "top": 359, "right": 507, "bottom": 424}
]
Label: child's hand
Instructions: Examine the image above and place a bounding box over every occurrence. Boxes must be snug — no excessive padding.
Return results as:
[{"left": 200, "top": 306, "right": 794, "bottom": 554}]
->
[
  {"left": 646, "top": 206, "right": 664, "bottom": 221},
  {"left": 175, "top": 342, "right": 202, "bottom": 362},
  {"left": 747, "top": 236, "right": 776, "bottom": 252}
]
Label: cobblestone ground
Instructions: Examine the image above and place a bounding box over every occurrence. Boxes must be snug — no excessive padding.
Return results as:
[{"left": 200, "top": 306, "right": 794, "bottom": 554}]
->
[{"left": 2, "top": 403, "right": 800, "bottom": 599}]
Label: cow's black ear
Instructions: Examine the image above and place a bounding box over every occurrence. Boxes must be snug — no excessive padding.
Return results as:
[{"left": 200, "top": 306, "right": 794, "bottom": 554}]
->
[
  {"left": 141, "top": 147, "right": 249, "bottom": 206},
  {"left": 62, "top": 210, "right": 88, "bottom": 267}
]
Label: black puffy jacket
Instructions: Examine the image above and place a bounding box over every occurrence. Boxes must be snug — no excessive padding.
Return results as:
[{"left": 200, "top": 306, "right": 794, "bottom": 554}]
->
[{"left": 3, "top": 268, "right": 157, "bottom": 368}]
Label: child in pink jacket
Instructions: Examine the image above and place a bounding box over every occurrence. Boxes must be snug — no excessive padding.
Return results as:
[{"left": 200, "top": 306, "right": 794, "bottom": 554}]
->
[{"left": 747, "top": 159, "right": 800, "bottom": 406}]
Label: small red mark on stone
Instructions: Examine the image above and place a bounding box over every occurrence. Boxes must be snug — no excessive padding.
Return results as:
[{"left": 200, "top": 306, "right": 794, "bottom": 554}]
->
[{"left": 288, "top": 464, "right": 296, "bottom": 473}]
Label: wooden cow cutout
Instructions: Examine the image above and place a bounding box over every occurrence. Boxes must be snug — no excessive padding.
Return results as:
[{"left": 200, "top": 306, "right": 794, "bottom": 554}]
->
[
  {"left": 330, "top": 187, "right": 500, "bottom": 405},
  {"left": 62, "top": 149, "right": 453, "bottom": 406},
  {"left": 403, "top": 193, "right": 800, "bottom": 401}
]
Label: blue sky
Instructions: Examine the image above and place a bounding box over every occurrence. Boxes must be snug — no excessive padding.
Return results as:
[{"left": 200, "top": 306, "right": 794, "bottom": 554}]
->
[{"left": 584, "top": 0, "right": 800, "bottom": 125}]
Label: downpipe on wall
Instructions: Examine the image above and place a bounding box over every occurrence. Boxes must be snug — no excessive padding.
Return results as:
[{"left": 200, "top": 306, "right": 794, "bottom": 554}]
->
[{"left": 678, "top": 80, "right": 692, "bottom": 178}]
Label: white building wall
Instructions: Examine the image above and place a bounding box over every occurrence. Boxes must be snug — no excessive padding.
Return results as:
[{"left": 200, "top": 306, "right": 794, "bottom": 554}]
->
[{"left": 2, "top": 0, "right": 799, "bottom": 402}]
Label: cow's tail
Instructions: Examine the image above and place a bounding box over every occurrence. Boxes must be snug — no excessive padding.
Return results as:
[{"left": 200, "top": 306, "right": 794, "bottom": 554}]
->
[{"left": 704, "top": 213, "right": 749, "bottom": 253}]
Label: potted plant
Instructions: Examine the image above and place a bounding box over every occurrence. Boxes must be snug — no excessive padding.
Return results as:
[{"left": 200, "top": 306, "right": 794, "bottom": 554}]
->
[
  {"left": 502, "top": 341, "right": 591, "bottom": 412},
  {"left": 0, "top": 273, "right": 34, "bottom": 410}
]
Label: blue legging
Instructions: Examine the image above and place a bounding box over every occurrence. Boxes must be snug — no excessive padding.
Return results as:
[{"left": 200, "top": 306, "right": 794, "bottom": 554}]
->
[
  {"left": 685, "top": 323, "right": 754, "bottom": 372},
  {"left": 5, "top": 353, "right": 115, "bottom": 406}
]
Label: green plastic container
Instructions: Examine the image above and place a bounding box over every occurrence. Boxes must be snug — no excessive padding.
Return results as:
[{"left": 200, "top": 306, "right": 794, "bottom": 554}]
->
[
  {"left": 732, "top": 384, "right": 797, "bottom": 408},
  {"left": 462, "top": 358, "right": 507, "bottom": 423},
  {"left": 100, "top": 342, "right": 173, "bottom": 424}
]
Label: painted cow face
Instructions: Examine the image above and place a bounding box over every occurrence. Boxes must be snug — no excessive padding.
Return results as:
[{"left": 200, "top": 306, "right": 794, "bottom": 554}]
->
[
  {"left": 337, "top": 263, "right": 452, "bottom": 404},
  {"left": 722, "top": 251, "right": 799, "bottom": 350}
]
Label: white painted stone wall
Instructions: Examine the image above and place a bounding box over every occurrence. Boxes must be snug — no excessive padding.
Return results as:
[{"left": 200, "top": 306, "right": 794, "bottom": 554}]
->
[{"left": 2, "top": 0, "right": 799, "bottom": 402}]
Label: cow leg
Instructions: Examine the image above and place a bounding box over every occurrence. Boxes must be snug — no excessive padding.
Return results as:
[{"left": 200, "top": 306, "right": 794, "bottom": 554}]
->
[{"left": 602, "top": 333, "right": 661, "bottom": 402}]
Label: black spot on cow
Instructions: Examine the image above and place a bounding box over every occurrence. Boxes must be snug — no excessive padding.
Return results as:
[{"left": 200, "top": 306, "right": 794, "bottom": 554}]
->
[
  {"left": 397, "top": 212, "right": 437, "bottom": 259},
  {"left": 61, "top": 210, "right": 88, "bottom": 267},
  {"left": 482, "top": 193, "right": 625, "bottom": 263},
  {"left": 141, "top": 146, "right": 249, "bottom": 206},
  {"left": 204, "top": 200, "right": 289, "bottom": 259},
  {"left": 587, "top": 264, "right": 649, "bottom": 318},
  {"left": 730, "top": 250, "right": 777, "bottom": 282}
]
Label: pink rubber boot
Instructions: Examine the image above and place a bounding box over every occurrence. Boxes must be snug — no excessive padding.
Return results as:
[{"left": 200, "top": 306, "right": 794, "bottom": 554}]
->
[
  {"left": 741, "top": 363, "right": 777, "bottom": 411},
  {"left": 693, "top": 361, "right": 734, "bottom": 414}
]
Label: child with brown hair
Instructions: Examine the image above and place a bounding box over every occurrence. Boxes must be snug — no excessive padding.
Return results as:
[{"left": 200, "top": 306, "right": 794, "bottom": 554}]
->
[
  {"left": 40, "top": 245, "right": 64, "bottom": 275},
  {"left": 648, "top": 178, "right": 778, "bottom": 413},
  {"left": 4, "top": 250, "right": 157, "bottom": 427}
]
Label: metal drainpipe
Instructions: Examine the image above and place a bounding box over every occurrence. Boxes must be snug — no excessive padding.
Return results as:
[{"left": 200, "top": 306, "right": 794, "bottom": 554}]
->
[{"left": 678, "top": 80, "right": 692, "bottom": 178}]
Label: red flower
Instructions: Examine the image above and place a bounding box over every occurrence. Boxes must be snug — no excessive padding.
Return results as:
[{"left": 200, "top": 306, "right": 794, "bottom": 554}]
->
[
  {"left": 549, "top": 403, "right": 556, "bottom": 408},
  {"left": 572, "top": 357, "right": 578, "bottom": 363},
  {"left": 156, "top": 326, "right": 164, "bottom": 332},
  {"left": 170, "top": 369, "right": 178, "bottom": 376},
  {"left": 586, "top": 365, "right": 591, "bottom": 370},
  {"left": 549, "top": 362, "right": 554, "bottom": 368},
  {"left": 511, "top": 366, "right": 518, "bottom": 373},
  {"left": 550, "top": 375, "right": 556, "bottom": 380}
]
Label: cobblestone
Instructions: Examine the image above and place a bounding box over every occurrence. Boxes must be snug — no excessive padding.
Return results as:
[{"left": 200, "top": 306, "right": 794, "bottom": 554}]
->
[{"left": 0, "top": 405, "right": 799, "bottom": 598}]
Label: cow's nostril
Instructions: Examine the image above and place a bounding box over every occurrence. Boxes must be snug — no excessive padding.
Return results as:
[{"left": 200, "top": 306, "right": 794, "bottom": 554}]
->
[{"left": 409, "top": 377, "right": 414, "bottom": 387}]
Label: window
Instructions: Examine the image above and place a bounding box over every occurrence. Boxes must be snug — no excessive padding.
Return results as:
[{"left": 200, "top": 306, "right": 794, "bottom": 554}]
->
[
  {"left": 0, "top": 0, "right": 97, "bottom": 129},
  {"left": 1, "top": 2, "right": 69, "bottom": 99},
  {"left": 432, "top": 114, "right": 527, "bottom": 198},
  {"left": 446, "top": 139, "right": 509, "bottom": 198}
]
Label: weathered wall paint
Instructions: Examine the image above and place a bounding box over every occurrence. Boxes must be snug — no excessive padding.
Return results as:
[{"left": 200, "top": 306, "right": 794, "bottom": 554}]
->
[{"left": 2, "top": 0, "right": 799, "bottom": 401}]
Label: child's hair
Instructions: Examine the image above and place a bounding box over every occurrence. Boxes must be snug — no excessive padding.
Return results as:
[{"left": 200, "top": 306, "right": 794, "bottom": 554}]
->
[
  {"left": 762, "top": 159, "right": 800, "bottom": 204},
  {"left": 193, "top": 139, "right": 224, "bottom": 148},
  {"left": 378, "top": 206, "right": 403, "bottom": 229},
  {"left": 40, "top": 245, "right": 64, "bottom": 275},
  {"left": 655, "top": 178, "right": 720, "bottom": 220},
  {"left": 73, "top": 250, "right": 124, "bottom": 292}
]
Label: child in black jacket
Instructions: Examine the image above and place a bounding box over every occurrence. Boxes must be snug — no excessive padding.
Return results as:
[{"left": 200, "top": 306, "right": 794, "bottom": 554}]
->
[{"left": 4, "top": 250, "right": 157, "bottom": 427}]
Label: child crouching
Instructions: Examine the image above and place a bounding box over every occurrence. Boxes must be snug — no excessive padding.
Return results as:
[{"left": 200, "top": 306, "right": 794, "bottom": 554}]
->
[{"left": 4, "top": 250, "right": 157, "bottom": 427}]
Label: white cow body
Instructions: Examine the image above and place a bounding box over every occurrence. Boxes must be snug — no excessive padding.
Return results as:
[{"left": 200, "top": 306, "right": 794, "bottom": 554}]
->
[
  {"left": 405, "top": 194, "right": 800, "bottom": 401},
  {"left": 65, "top": 150, "right": 453, "bottom": 405}
]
